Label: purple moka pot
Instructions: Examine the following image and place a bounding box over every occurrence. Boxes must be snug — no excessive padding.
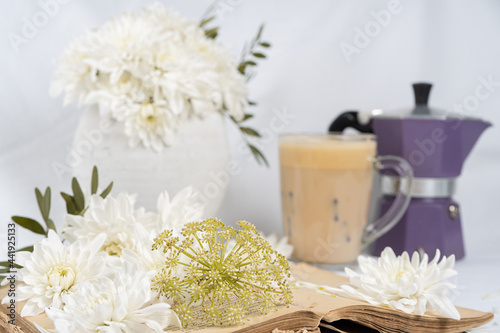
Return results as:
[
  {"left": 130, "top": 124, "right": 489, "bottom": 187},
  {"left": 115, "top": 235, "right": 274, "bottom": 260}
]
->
[{"left": 329, "top": 83, "right": 491, "bottom": 259}]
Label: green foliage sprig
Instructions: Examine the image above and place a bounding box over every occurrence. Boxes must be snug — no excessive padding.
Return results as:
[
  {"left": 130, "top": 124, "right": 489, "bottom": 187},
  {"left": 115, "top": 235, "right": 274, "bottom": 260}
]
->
[
  {"left": 230, "top": 113, "right": 269, "bottom": 166},
  {"left": 0, "top": 166, "right": 113, "bottom": 276},
  {"left": 233, "top": 25, "right": 272, "bottom": 166},
  {"left": 61, "top": 166, "right": 113, "bottom": 216},
  {"left": 13, "top": 187, "right": 55, "bottom": 240},
  {"left": 199, "top": 8, "right": 271, "bottom": 167},
  {"left": 237, "top": 24, "right": 271, "bottom": 81},
  {"left": 152, "top": 218, "right": 292, "bottom": 327},
  {"left": 199, "top": 16, "right": 218, "bottom": 39},
  {"left": 199, "top": 3, "right": 219, "bottom": 39}
]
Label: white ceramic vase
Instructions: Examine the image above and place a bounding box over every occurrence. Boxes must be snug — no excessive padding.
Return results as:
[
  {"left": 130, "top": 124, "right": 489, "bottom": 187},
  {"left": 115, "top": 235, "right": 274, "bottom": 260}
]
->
[{"left": 72, "top": 106, "right": 230, "bottom": 216}]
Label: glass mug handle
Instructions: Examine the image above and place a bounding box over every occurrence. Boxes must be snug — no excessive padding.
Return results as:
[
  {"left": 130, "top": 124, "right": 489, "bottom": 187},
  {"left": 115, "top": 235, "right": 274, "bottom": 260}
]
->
[{"left": 363, "top": 155, "right": 413, "bottom": 246}]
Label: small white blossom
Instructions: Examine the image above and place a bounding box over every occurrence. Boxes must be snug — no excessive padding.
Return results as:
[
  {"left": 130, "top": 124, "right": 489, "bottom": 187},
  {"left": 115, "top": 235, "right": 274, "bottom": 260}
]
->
[
  {"left": 135, "top": 186, "right": 204, "bottom": 235},
  {"left": 120, "top": 241, "right": 187, "bottom": 304},
  {"left": 63, "top": 192, "right": 151, "bottom": 256},
  {"left": 155, "top": 186, "right": 204, "bottom": 233},
  {"left": 45, "top": 261, "right": 181, "bottom": 332},
  {"left": 334, "top": 247, "right": 461, "bottom": 320},
  {"left": 1, "top": 230, "right": 107, "bottom": 317}
]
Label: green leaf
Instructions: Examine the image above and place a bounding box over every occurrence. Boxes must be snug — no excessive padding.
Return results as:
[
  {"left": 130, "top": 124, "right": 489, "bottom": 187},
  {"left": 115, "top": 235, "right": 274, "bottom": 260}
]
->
[
  {"left": 243, "top": 113, "right": 254, "bottom": 120},
  {"left": 46, "top": 219, "right": 56, "bottom": 232},
  {"left": 259, "top": 41, "right": 271, "bottom": 48},
  {"left": 244, "top": 60, "right": 257, "bottom": 66},
  {"left": 43, "top": 187, "right": 51, "bottom": 221},
  {"left": 0, "top": 261, "right": 22, "bottom": 269},
  {"left": 16, "top": 245, "right": 34, "bottom": 253},
  {"left": 247, "top": 100, "right": 257, "bottom": 106},
  {"left": 91, "top": 166, "right": 98, "bottom": 195},
  {"left": 61, "top": 192, "right": 77, "bottom": 215},
  {"left": 0, "top": 268, "right": 10, "bottom": 274},
  {"left": 240, "top": 127, "right": 261, "bottom": 137},
  {"left": 35, "top": 187, "right": 52, "bottom": 224},
  {"left": 249, "top": 144, "right": 269, "bottom": 167},
  {"left": 237, "top": 60, "right": 258, "bottom": 75},
  {"left": 252, "top": 52, "right": 266, "bottom": 58},
  {"left": 199, "top": 16, "right": 215, "bottom": 28},
  {"left": 35, "top": 188, "right": 45, "bottom": 219},
  {"left": 71, "top": 177, "right": 85, "bottom": 212},
  {"left": 100, "top": 182, "right": 113, "bottom": 199},
  {"left": 12, "top": 216, "right": 46, "bottom": 235},
  {"left": 204, "top": 27, "right": 219, "bottom": 39},
  {"left": 36, "top": 187, "right": 52, "bottom": 225},
  {"left": 237, "top": 64, "right": 246, "bottom": 75}
]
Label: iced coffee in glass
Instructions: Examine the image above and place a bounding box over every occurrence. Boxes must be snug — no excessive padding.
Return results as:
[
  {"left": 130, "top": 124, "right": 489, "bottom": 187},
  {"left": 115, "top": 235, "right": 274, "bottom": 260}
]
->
[{"left": 279, "top": 134, "right": 412, "bottom": 265}]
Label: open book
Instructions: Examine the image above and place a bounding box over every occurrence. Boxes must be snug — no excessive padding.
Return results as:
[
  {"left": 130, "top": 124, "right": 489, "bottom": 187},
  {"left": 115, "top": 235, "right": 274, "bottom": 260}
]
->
[{"left": 0, "top": 263, "right": 493, "bottom": 333}]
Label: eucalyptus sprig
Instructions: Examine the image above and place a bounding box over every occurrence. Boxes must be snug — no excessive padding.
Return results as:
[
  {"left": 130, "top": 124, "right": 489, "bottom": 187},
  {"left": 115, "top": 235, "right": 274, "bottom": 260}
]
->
[
  {"left": 6, "top": 167, "right": 110, "bottom": 246},
  {"left": 61, "top": 166, "right": 113, "bottom": 216},
  {"left": 1, "top": 166, "right": 113, "bottom": 276},
  {"left": 198, "top": 8, "right": 271, "bottom": 167},
  {"left": 199, "top": 1, "right": 220, "bottom": 39},
  {"left": 152, "top": 218, "right": 292, "bottom": 327},
  {"left": 238, "top": 24, "right": 271, "bottom": 82},
  {"left": 12, "top": 187, "right": 56, "bottom": 248},
  {"left": 230, "top": 113, "right": 269, "bottom": 166},
  {"left": 233, "top": 24, "right": 271, "bottom": 166},
  {"left": 1, "top": 188, "right": 55, "bottom": 275}
]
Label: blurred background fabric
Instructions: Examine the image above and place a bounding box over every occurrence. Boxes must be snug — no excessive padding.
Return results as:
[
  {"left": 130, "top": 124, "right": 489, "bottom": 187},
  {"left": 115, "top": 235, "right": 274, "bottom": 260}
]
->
[{"left": 0, "top": 0, "right": 499, "bottom": 311}]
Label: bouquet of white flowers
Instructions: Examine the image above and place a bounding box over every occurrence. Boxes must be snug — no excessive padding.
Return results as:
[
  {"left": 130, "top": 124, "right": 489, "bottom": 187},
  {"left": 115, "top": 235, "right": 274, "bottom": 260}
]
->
[{"left": 50, "top": 3, "right": 270, "bottom": 164}]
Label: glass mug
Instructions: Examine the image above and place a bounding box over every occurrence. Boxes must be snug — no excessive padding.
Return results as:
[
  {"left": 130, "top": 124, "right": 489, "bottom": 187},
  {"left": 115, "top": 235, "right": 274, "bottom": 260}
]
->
[{"left": 279, "top": 133, "right": 413, "bottom": 265}]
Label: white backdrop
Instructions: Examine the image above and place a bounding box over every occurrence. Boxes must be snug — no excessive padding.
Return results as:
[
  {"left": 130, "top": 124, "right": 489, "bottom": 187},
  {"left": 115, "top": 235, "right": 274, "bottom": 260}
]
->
[{"left": 1, "top": 0, "right": 499, "bottom": 287}]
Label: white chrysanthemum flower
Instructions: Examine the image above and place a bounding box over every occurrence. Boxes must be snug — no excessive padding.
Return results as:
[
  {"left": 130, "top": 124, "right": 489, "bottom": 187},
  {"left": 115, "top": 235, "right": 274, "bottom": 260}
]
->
[
  {"left": 1, "top": 230, "right": 107, "bottom": 317},
  {"left": 63, "top": 192, "right": 151, "bottom": 256},
  {"left": 123, "top": 101, "right": 178, "bottom": 151},
  {"left": 157, "top": 186, "right": 204, "bottom": 232},
  {"left": 113, "top": 225, "right": 167, "bottom": 277},
  {"left": 139, "top": 186, "right": 204, "bottom": 233},
  {"left": 334, "top": 247, "right": 461, "bottom": 320},
  {"left": 45, "top": 261, "right": 181, "bottom": 332},
  {"left": 121, "top": 243, "right": 184, "bottom": 305},
  {"left": 50, "top": 2, "right": 248, "bottom": 150}
]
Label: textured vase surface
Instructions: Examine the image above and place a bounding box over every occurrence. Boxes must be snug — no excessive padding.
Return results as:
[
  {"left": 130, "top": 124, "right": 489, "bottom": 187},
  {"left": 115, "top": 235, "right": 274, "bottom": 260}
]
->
[{"left": 72, "top": 106, "right": 230, "bottom": 215}]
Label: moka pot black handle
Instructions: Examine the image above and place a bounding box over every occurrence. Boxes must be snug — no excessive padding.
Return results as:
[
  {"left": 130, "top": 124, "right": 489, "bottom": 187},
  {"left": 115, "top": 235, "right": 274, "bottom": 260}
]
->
[{"left": 328, "top": 111, "right": 374, "bottom": 133}]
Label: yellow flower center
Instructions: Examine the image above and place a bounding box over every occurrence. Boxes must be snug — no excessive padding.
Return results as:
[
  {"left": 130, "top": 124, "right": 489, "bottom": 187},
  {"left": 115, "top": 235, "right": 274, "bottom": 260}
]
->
[
  {"left": 394, "top": 269, "right": 412, "bottom": 282},
  {"left": 47, "top": 264, "right": 76, "bottom": 291},
  {"left": 102, "top": 241, "right": 124, "bottom": 257}
]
